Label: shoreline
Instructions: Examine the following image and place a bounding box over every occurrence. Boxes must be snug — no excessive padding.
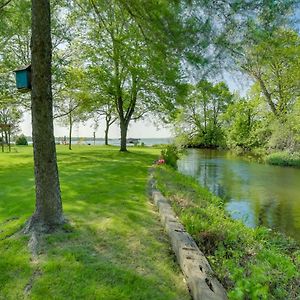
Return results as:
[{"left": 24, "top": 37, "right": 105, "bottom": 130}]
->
[
  {"left": 154, "top": 164, "right": 300, "bottom": 299},
  {"left": 182, "top": 146, "right": 300, "bottom": 168}
]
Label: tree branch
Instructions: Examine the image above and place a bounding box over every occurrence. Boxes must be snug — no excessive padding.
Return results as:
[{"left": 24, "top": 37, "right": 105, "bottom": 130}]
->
[
  {"left": 0, "top": 0, "right": 12, "bottom": 10},
  {"left": 53, "top": 104, "right": 80, "bottom": 119}
]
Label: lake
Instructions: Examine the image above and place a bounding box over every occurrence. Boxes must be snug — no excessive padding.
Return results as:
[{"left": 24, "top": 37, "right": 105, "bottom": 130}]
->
[
  {"left": 55, "top": 137, "right": 172, "bottom": 147},
  {"left": 177, "top": 149, "right": 300, "bottom": 242}
]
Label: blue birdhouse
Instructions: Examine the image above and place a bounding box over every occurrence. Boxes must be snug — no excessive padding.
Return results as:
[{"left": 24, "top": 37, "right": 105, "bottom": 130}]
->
[{"left": 14, "top": 65, "right": 31, "bottom": 92}]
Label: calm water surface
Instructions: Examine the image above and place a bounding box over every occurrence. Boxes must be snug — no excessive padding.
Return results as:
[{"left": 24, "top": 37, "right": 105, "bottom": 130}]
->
[{"left": 178, "top": 149, "right": 300, "bottom": 242}]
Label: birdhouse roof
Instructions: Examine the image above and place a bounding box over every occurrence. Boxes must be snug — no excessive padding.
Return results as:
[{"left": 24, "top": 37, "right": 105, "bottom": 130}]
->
[{"left": 13, "top": 64, "right": 31, "bottom": 72}]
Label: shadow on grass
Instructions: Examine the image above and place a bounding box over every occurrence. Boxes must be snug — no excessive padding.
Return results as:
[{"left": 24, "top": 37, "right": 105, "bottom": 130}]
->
[{"left": 0, "top": 146, "right": 190, "bottom": 300}]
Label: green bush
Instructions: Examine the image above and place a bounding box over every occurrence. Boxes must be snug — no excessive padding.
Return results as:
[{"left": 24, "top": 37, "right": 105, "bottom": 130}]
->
[
  {"left": 15, "top": 135, "right": 28, "bottom": 146},
  {"left": 161, "top": 144, "right": 179, "bottom": 169}
]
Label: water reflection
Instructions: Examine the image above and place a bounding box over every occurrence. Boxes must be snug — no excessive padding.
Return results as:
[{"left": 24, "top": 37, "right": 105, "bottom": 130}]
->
[{"left": 178, "top": 149, "right": 300, "bottom": 242}]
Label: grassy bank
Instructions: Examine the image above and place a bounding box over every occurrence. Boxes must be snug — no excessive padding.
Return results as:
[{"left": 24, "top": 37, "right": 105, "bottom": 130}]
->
[
  {"left": 230, "top": 147, "right": 300, "bottom": 168},
  {"left": 265, "top": 151, "right": 300, "bottom": 167},
  {"left": 0, "top": 146, "right": 190, "bottom": 300},
  {"left": 154, "top": 166, "right": 300, "bottom": 300}
]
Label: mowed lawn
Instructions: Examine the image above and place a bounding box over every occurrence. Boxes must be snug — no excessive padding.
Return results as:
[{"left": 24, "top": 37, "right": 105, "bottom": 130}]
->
[{"left": 0, "top": 145, "right": 190, "bottom": 300}]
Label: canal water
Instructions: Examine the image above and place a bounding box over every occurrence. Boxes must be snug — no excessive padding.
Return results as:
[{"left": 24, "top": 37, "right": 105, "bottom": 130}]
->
[{"left": 177, "top": 149, "right": 300, "bottom": 242}]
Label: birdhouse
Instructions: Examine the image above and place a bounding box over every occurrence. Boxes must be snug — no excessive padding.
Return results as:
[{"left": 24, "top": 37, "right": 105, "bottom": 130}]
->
[{"left": 14, "top": 65, "right": 31, "bottom": 92}]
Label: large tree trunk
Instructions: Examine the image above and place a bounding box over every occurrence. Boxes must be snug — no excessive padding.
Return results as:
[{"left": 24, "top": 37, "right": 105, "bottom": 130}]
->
[
  {"left": 120, "top": 120, "right": 128, "bottom": 152},
  {"left": 26, "top": 0, "right": 64, "bottom": 232}
]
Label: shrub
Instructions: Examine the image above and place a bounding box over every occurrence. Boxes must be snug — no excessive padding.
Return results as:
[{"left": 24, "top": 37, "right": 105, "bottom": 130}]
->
[
  {"left": 161, "top": 144, "right": 179, "bottom": 169},
  {"left": 15, "top": 134, "right": 28, "bottom": 146}
]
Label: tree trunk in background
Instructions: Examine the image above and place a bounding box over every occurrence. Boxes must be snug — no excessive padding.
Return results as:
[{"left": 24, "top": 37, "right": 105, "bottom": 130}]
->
[
  {"left": 69, "top": 112, "right": 72, "bottom": 150},
  {"left": 1, "top": 130, "right": 4, "bottom": 152},
  {"left": 4, "top": 130, "right": 8, "bottom": 144},
  {"left": 104, "top": 114, "right": 117, "bottom": 146},
  {"left": 104, "top": 114, "right": 110, "bottom": 146},
  {"left": 120, "top": 121, "right": 128, "bottom": 152},
  {"left": 104, "top": 127, "right": 109, "bottom": 145},
  {"left": 257, "top": 76, "right": 278, "bottom": 117},
  {"left": 27, "top": 0, "right": 64, "bottom": 232},
  {"left": 203, "top": 99, "right": 207, "bottom": 133},
  {"left": 118, "top": 73, "right": 137, "bottom": 152}
]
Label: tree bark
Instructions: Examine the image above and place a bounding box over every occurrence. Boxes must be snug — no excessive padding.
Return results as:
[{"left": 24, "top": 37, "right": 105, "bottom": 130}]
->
[
  {"left": 69, "top": 111, "right": 72, "bottom": 150},
  {"left": 8, "top": 126, "right": 10, "bottom": 152},
  {"left": 27, "top": 0, "right": 64, "bottom": 232},
  {"left": 120, "top": 120, "right": 128, "bottom": 152},
  {"left": 118, "top": 73, "right": 138, "bottom": 152},
  {"left": 203, "top": 98, "right": 207, "bottom": 133},
  {"left": 104, "top": 114, "right": 110, "bottom": 146},
  {"left": 1, "top": 130, "right": 4, "bottom": 152},
  {"left": 104, "top": 127, "right": 109, "bottom": 146},
  {"left": 4, "top": 130, "right": 8, "bottom": 144},
  {"left": 256, "top": 76, "right": 278, "bottom": 117}
]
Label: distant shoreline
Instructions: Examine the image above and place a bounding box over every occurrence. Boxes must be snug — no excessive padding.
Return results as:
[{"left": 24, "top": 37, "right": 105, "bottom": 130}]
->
[{"left": 25, "top": 137, "right": 173, "bottom": 147}]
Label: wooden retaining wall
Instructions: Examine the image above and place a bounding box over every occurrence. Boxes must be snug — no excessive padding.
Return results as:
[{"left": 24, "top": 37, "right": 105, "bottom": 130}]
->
[{"left": 149, "top": 176, "right": 227, "bottom": 300}]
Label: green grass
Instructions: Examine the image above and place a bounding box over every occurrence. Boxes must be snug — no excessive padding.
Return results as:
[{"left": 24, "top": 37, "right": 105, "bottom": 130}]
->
[
  {"left": 154, "top": 166, "right": 300, "bottom": 300},
  {"left": 0, "top": 146, "right": 190, "bottom": 300},
  {"left": 265, "top": 151, "right": 300, "bottom": 167}
]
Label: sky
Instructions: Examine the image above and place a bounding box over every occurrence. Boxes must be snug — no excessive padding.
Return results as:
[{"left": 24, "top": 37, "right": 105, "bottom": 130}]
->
[{"left": 20, "top": 111, "right": 172, "bottom": 139}]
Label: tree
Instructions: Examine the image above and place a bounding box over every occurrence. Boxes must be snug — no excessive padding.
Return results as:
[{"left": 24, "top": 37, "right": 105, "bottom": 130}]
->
[
  {"left": 174, "top": 80, "right": 233, "bottom": 148},
  {"left": 0, "top": 0, "right": 71, "bottom": 114},
  {"left": 74, "top": 66, "right": 118, "bottom": 146},
  {"left": 0, "top": 67, "right": 22, "bottom": 142},
  {"left": 0, "top": 104, "right": 22, "bottom": 144},
  {"left": 73, "top": 0, "right": 182, "bottom": 151},
  {"left": 0, "top": 0, "right": 32, "bottom": 122},
  {"left": 26, "top": 0, "right": 64, "bottom": 232},
  {"left": 241, "top": 29, "right": 300, "bottom": 118},
  {"left": 169, "top": 0, "right": 297, "bottom": 82},
  {"left": 223, "top": 95, "right": 269, "bottom": 151},
  {"left": 54, "top": 97, "right": 82, "bottom": 150},
  {"left": 92, "top": 102, "right": 117, "bottom": 146},
  {"left": 1, "top": 1, "right": 31, "bottom": 69},
  {"left": 53, "top": 66, "right": 89, "bottom": 150}
]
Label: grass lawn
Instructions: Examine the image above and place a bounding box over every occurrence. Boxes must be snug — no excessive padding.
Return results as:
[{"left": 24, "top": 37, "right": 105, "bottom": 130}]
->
[{"left": 0, "top": 145, "right": 190, "bottom": 300}]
